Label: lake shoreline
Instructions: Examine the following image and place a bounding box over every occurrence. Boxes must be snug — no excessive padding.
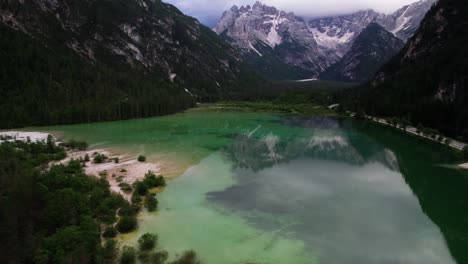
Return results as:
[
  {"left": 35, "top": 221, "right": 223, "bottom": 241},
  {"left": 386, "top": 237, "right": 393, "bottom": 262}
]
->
[{"left": 0, "top": 130, "right": 166, "bottom": 200}]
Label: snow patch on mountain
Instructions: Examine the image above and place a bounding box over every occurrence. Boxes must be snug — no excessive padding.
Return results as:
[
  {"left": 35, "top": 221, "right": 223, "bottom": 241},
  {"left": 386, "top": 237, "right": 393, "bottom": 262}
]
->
[
  {"left": 213, "top": 0, "right": 435, "bottom": 80},
  {"left": 266, "top": 12, "right": 283, "bottom": 48},
  {"left": 213, "top": 1, "right": 330, "bottom": 77}
]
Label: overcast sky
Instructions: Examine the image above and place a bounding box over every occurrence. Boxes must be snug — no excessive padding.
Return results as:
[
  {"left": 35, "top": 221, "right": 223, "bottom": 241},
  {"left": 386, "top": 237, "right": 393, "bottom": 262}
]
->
[{"left": 165, "top": 0, "right": 419, "bottom": 27}]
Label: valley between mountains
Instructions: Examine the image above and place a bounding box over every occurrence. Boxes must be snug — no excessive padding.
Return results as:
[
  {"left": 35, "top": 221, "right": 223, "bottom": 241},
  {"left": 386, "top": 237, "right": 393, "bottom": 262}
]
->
[{"left": 1, "top": 0, "right": 468, "bottom": 263}]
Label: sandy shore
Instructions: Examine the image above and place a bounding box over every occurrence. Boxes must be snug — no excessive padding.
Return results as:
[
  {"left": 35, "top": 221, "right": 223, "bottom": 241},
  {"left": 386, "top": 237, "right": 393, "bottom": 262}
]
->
[
  {"left": 57, "top": 149, "right": 163, "bottom": 200},
  {"left": 1, "top": 131, "right": 164, "bottom": 200},
  {"left": 0, "top": 131, "right": 51, "bottom": 142}
]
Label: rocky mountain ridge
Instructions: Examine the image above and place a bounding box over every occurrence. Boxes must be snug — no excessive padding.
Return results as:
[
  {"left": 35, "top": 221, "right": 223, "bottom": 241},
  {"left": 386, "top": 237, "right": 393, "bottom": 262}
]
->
[
  {"left": 309, "top": 0, "right": 436, "bottom": 59},
  {"left": 320, "top": 23, "right": 405, "bottom": 82},
  {"left": 215, "top": 0, "right": 436, "bottom": 80},
  {"left": 214, "top": 1, "right": 330, "bottom": 79}
]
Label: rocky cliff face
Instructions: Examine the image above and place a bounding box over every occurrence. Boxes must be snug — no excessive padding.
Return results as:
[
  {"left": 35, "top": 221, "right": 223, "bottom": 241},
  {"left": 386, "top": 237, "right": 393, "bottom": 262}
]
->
[
  {"left": 308, "top": 9, "right": 383, "bottom": 58},
  {"left": 214, "top": 1, "right": 330, "bottom": 79},
  {"left": 214, "top": 0, "right": 435, "bottom": 80},
  {"left": 320, "top": 23, "right": 404, "bottom": 82},
  {"left": 378, "top": 0, "right": 438, "bottom": 41},
  {"left": 0, "top": 0, "right": 245, "bottom": 91},
  {"left": 308, "top": 0, "right": 436, "bottom": 61}
]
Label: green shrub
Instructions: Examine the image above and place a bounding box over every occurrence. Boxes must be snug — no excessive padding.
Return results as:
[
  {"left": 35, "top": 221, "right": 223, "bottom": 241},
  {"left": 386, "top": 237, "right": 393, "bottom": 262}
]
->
[
  {"left": 59, "top": 140, "right": 88, "bottom": 150},
  {"left": 131, "top": 193, "right": 142, "bottom": 204},
  {"left": 93, "top": 153, "right": 108, "bottom": 164},
  {"left": 102, "top": 239, "right": 118, "bottom": 262},
  {"left": 148, "top": 251, "right": 169, "bottom": 264},
  {"left": 143, "top": 171, "right": 166, "bottom": 188},
  {"left": 138, "top": 233, "right": 158, "bottom": 251},
  {"left": 119, "top": 183, "right": 133, "bottom": 193},
  {"left": 114, "top": 157, "right": 120, "bottom": 163},
  {"left": 103, "top": 226, "right": 118, "bottom": 238},
  {"left": 120, "top": 246, "right": 136, "bottom": 264},
  {"left": 119, "top": 203, "right": 139, "bottom": 217},
  {"left": 138, "top": 155, "right": 146, "bottom": 162},
  {"left": 135, "top": 181, "right": 149, "bottom": 196},
  {"left": 171, "top": 250, "right": 200, "bottom": 264},
  {"left": 116, "top": 216, "right": 137, "bottom": 233},
  {"left": 145, "top": 193, "right": 158, "bottom": 212}
]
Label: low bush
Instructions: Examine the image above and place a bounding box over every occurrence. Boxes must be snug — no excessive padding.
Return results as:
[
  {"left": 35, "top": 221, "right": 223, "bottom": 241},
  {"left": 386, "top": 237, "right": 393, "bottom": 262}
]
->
[
  {"left": 120, "top": 246, "right": 136, "bottom": 264},
  {"left": 135, "top": 181, "right": 149, "bottom": 196},
  {"left": 60, "top": 140, "right": 88, "bottom": 150},
  {"left": 93, "top": 153, "right": 108, "bottom": 164},
  {"left": 119, "top": 183, "right": 133, "bottom": 193},
  {"left": 145, "top": 193, "right": 158, "bottom": 212},
  {"left": 171, "top": 250, "right": 201, "bottom": 264},
  {"left": 144, "top": 171, "right": 166, "bottom": 188},
  {"left": 116, "top": 216, "right": 137, "bottom": 233},
  {"left": 103, "top": 226, "right": 118, "bottom": 238},
  {"left": 119, "top": 203, "right": 140, "bottom": 217},
  {"left": 131, "top": 193, "right": 142, "bottom": 204},
  {"left": 138, "top": 233, "right": 158, "bottom": 251},
  {"left": 138, "top": 155, "right": 146, "bottom": 162}
]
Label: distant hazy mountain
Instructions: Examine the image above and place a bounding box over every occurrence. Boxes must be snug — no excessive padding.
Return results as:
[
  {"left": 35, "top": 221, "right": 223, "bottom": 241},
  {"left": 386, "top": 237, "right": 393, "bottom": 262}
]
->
[
  {"left": 215, "top": 0, "right": 436, "bottom": 81},
  {"left": 352, "top": 0, "right": 468, "bottom": 138},
  {"left": 320, "top": 23, "right": 404, "bottom": 82}
]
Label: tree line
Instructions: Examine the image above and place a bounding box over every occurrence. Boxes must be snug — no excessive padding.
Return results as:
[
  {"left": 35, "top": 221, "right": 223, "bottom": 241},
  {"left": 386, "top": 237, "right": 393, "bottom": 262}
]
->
[{"left": 0, "top": 24, "right": 195, "bottom": 129}]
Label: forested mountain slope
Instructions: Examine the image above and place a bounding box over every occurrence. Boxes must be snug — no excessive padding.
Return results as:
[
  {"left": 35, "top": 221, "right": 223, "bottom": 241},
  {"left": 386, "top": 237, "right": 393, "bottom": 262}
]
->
[
  {"left": 0, "top": 24, "right": 195, "bottom": 128},
  {"left": 0, "top": 0, "right": 260, "bottom": 128},
  {"left": 349, "top": 0, "right": 468, "bottom": 138}
]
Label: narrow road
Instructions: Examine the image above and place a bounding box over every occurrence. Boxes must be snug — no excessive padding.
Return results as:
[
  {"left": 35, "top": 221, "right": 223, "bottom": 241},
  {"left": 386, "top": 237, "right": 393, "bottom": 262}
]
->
[{"left": 369, "top": 116, "right": 467, "bottom": 151}]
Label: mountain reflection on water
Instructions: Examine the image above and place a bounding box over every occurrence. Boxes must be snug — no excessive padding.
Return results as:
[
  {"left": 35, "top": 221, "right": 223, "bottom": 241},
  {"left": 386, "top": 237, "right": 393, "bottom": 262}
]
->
[
  {"left": 211, "top": 116, "right": 458, "bottom": 264},
  {"left": 222, "top": 117, "right": 399, "bottom": 172},
  {"left": 45, "top": 111, "right": 468, "bottom": 263}
]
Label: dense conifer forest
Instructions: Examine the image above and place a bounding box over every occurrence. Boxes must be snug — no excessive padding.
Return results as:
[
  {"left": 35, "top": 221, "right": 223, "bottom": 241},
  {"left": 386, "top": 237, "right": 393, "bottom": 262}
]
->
[
  {"left": 0, "top": 24, "right": 196, "bottom": 128},
  {"left": 343, "top": 0, "right": 468, "bottom": 140}
]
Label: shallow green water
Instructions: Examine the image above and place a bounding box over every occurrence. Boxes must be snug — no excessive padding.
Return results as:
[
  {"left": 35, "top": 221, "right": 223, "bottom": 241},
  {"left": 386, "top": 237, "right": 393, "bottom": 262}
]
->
[{"left": 35, "top": 107, "right": 468, "bottom": 264}]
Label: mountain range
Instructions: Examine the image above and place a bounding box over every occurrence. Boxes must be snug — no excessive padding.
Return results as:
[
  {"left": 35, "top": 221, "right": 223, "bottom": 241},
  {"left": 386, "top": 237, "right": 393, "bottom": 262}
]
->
[{"left": 214, "top": 0, "right": 436, "bottom": 81}]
